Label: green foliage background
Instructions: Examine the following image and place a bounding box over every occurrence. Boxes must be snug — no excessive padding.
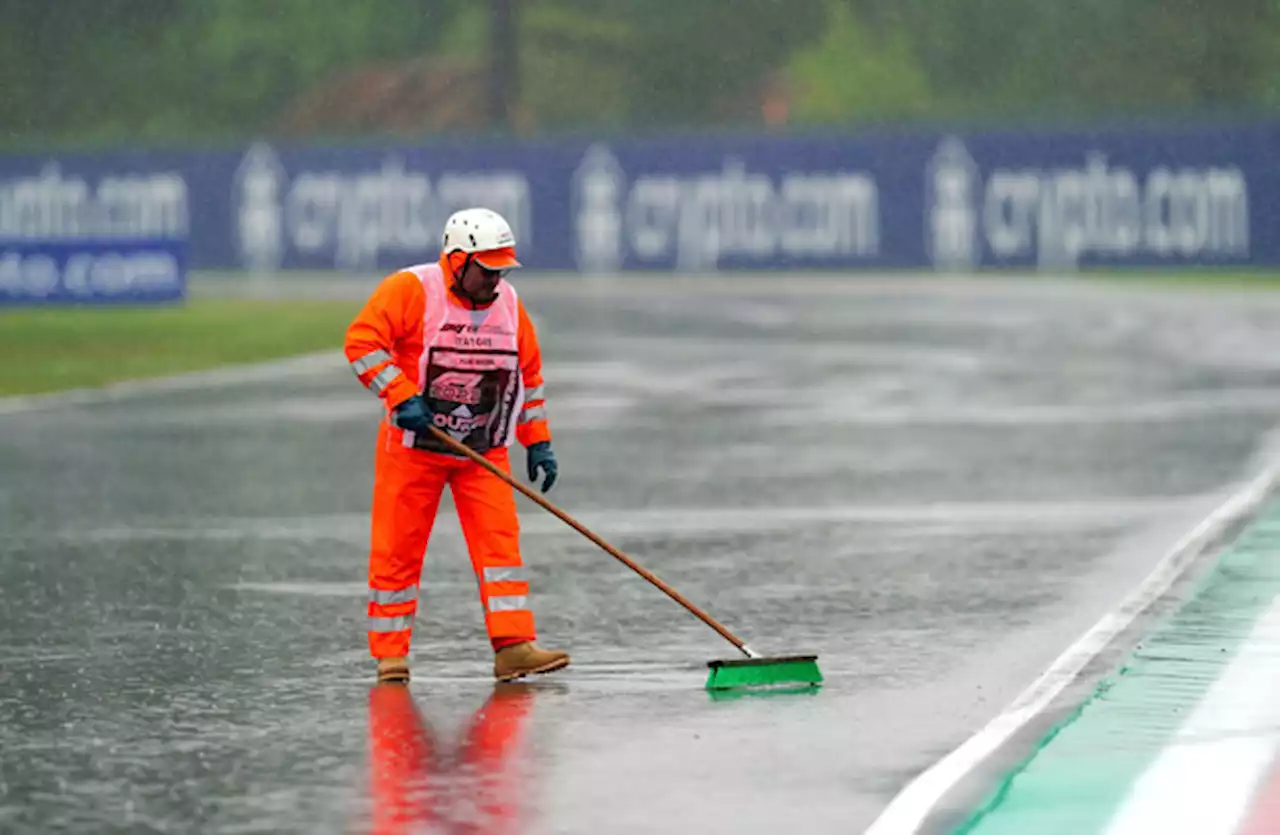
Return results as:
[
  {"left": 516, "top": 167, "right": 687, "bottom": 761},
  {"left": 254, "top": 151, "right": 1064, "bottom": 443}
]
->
[{"left": 3, "top": 0, "right": 1277, "bottom": 150}]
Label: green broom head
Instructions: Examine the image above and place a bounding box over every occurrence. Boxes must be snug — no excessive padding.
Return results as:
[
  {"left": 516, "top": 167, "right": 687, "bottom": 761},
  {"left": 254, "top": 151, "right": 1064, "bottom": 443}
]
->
[{"left": 705, "top": 654, "right": 823, "bottom": 691}]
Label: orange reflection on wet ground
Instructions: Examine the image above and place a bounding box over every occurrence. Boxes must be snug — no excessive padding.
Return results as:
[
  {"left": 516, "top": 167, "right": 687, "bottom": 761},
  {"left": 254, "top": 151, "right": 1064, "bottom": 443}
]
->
[{"left": 368, "top": 682, "right": 537, "bottom": 835}]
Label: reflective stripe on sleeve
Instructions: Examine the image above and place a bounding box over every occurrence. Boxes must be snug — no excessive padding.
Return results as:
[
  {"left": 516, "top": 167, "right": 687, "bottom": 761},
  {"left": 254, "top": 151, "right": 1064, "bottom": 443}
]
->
[
  {"left": 368, "top": 614, "right": 414, "bottom": 633},
  {"left": 487, "top": 595, "right": 528, "bottom": 613},
  {"left": 351, "top": 349, "right": 392, "bottom": 374},
  {"left": 523, "top": 385, "right": 545, "bottom": 404},
  {"left": 518, "top": 405, "right": 546, "bottom": 424},
  {"left": 369, "top": 586, "right": 418, "bottom": 605},
  {"left": 368, "top": 365, "right": 403, "bottom": 394},
  {"left": 483, "top": 566, "right": 529, "bottom": 584}
]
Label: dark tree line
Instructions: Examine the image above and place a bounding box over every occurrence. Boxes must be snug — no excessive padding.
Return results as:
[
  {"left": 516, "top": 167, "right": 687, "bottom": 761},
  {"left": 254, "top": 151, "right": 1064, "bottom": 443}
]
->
[{"left": 2, "top": 0, "right": 1276, "bottom": 149}]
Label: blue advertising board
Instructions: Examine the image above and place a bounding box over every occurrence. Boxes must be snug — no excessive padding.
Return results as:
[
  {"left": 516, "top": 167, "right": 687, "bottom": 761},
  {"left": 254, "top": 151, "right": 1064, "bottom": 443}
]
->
[
  {"left": 0, "top": 239, "right": 186, "bottom": 305},
  {"left": 0, "top": 121, "right": 1275, "bottom": 278}
]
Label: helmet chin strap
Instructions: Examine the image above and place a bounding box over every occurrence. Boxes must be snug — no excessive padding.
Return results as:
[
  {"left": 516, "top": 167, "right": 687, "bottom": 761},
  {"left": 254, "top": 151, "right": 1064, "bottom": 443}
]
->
[{"left": 451, "top": 253, "right": 498, "bottom": 307}]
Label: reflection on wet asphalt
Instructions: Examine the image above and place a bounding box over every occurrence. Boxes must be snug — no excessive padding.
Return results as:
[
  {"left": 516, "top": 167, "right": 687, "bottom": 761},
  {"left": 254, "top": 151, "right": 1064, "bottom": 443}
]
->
[{"left": 4, "top": 276, "right": 1280, "bottom": 833}]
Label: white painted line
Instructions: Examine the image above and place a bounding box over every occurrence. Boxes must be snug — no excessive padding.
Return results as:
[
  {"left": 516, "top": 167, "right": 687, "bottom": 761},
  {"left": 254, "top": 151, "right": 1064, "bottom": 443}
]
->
[
  {"left": 761, "top": 391, "right": 1280, "bottom": 427},
  {"left": 0, "top": 350, "right": 343, "bottom": 416},
  {"left": 228, "top": 581, "right": 367, "bottom": 597},
  {"left": 1100, "top": 593, "right": 1280, "bottom": 835},
  {"left": 865, "top": 461, "right": 1280, "bottom": 835},
  {"left": 13, "top": 494, "right": 1217, "bottom": 545}
]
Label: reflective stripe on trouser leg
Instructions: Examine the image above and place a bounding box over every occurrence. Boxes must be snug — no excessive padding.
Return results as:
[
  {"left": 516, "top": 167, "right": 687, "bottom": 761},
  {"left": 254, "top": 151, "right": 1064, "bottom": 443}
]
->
[
  {"left": 367, "top": 421, "right": 449, "bottom": 659},
  {"left": 451, "top": 446, "right": 536, "bottom": 641},
  {"left": 368, "top": 612, "right": 415, "bottom": 634},
  {"left": 368, "top": 585, "right": 419, "bottom": 653}
]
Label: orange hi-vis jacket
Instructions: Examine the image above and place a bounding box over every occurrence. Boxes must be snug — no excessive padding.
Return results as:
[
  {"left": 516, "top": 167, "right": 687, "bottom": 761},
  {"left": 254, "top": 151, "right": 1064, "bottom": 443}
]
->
[{"left": 344, "top": 255, "right": 552, "bottom": 453}]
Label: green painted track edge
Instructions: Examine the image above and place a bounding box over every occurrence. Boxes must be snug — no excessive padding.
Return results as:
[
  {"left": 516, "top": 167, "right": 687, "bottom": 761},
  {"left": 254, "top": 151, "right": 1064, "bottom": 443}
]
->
[
  {"left": 951, "top": 684, "right": 1107, "bottom": 834},
  {"left": 950, "top": 501, "right": 1280, "bottom": 834}
]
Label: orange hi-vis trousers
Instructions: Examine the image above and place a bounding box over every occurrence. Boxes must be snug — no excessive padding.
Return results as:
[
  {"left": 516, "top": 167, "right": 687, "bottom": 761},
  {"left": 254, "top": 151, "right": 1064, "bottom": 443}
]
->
[{"left": 367, "top": 421, "right": 535, "bottom": 658}]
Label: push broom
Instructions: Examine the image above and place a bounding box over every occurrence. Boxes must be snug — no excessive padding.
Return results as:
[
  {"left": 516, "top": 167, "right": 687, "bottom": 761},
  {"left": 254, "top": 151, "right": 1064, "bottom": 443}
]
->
[{"left": 425, "top": 425, "right": 822, "bottom": 691}]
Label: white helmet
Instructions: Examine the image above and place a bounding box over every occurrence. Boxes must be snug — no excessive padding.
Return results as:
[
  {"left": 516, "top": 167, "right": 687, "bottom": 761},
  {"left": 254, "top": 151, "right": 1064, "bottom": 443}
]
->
[{"left": 441, "top": 207, "right": 521, "bottom": 270}]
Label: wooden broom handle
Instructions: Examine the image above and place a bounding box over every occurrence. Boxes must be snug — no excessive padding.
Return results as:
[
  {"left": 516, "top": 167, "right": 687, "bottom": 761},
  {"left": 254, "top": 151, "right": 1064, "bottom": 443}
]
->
[{"left": 425, "top": 425, "right": 755, "bottom": 657}]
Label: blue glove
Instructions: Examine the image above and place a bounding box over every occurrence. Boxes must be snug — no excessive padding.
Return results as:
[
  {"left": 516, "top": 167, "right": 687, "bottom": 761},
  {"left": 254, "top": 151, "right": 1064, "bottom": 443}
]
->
[
  {"left": 527, "top": 441, "right": 558, "bottom": 493},
  {"left": 390, "top": 395, "right": 434, "bottom": 434}
]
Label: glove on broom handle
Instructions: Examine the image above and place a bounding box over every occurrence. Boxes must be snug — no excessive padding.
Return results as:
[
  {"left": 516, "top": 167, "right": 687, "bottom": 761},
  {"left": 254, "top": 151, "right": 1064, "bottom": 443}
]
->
[{"left": 424, "top": 426, "right": 758, "bottom": 659}]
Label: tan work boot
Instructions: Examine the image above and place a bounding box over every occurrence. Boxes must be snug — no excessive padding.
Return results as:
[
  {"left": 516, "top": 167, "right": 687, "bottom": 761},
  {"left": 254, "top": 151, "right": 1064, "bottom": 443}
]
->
[
  {"left": 493, "top": 641, "right": 569, "bottom": 681},
  {"left": 377, "top": 655, "right": 410, "bottom": 684}
]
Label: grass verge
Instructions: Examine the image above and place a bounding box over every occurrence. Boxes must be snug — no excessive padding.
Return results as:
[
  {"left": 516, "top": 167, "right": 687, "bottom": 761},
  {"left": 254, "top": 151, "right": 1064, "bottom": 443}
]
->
[{"left": 0, "top": 299, "right": 360, "bottom": 397}]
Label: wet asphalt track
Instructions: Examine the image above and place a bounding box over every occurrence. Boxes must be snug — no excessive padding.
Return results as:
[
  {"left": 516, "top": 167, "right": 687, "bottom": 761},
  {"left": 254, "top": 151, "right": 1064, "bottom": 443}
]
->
[{"left": 5, "top": 273, "right": 1280, "bottom": 834}]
